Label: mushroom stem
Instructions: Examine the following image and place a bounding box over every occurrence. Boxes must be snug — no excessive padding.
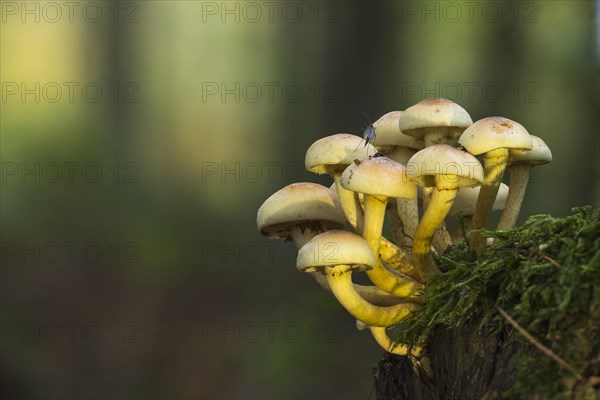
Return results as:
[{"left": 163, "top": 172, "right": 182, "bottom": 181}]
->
[
  {"left": 395, "top": 198, "right": 419, "bottom": 248},
  {"left": 413, "top": 187, "right": 457, "bottom": 279},
  {"left": 369, "top": 326, "right": 421, "bottom": 356},
  {"left": 356, "top": 285, "right": 418, "bottom": 306},
  {"left": 332, "top": 178, "right": 422, "bottom": 282},
  {"left": 424, "top": 127, "right": 449, "bottom": 147},
  {"left": 421, "top": 129, "right": 448, "bottom": 211},
  {"left": 390, "top": 147, "right": 416, "bottom": 165},
  {"left": 334, "top": 174, "right": 364, "bottom": 230},
  {"left": 388, "top": 199, "right": 405, "bottom": 246},
  {"left": 362, "top": 195, "right": 387, "bottom": 251},
  {"left": 422, "top": 127, "right": 450, "bottom": 208},
  {"left": 422, "top": 187, "right": 433, "bottom": 210},
  {"left": 363, "top": 195, "right": 423, "bottom": 297},
  {"left": 325, "top": 269, "right": 419, "bottom": 327},
  {"left": 379, "top": 238, "right": 422, "bottom": 282},
  {"left": 497, "top": 164, "right": 531, "bottom": 230},
  {"left": 469, "top": 148, "right": 509, "bottom": 255}
]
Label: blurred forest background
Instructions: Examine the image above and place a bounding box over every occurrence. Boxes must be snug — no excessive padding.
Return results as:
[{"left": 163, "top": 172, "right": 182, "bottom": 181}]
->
[{"left": 1, "top": 1, "right": 598, "bottom": 398}]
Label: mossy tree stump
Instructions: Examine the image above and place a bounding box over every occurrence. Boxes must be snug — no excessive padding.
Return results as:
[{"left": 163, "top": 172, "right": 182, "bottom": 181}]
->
[{"left": 374, "top": 207, "right": 600, "bottom": 399}]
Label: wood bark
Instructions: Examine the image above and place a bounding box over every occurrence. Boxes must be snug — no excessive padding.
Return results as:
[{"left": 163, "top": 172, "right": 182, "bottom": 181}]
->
[{"left": 374, "top": 321, "right": 519, "bottom": 400}]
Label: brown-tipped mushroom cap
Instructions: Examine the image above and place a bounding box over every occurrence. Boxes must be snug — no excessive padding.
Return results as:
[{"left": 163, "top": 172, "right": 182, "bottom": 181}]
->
[
  {"left": 509, "top": 135, "right": 552, "bottom": 166},
  {"left": 297, "top": 230, "right": 376, "bottom": 273},
  {"left": 407, "top": 144, "right": 484, "bottom": 189},
  {"left": 372, "top": 111, "right": 424, "bottom": 150},
  {"left": 398, "top": 98, "right": 472, "bottom": 139},
  {"left": 340, "top": 156, "right": 417, "bottom": 199},
  {"left": 257, "top": 183, "right": 345, "bottom": 238},
  {"left": 305, "top": 133, "right": 377, "bottom": 174},
  {"left": 458, "top": 117, "right": 533, "bottom": 156},
  {"left": 449, "top": 183, "right": 508, "bottom": 216}
]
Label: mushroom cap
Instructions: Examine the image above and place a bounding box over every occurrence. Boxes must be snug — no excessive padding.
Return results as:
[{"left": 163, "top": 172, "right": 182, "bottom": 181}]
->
[
  {"left": 509, "top": 135, "right": 552, "bottom": 166},
  {"left": 257, "top": 182, "right": 346, "bottom": 238},
  {"left": 407, "top": 144, "right": 484, "bottom": 189},
  {"left": 458, "top": 116, "right": 533, "bottom": 156},
  {"left": 305, "top": 133, "right": 377, "bottom": 175},
  {"left": 340, "top": 156, "right": 417, "bottom": 199},
  {"left": 297, "top": 230, "right": 376, "bottom": 273},
  {"left": 372, "top": 111, "right": 424, "bottom": 149},
  {"left": 398, "top": 98, "right": 473, "bottom": 139},
  {"left": 449, "top": 183, "right": 509, "bottom": 216}
]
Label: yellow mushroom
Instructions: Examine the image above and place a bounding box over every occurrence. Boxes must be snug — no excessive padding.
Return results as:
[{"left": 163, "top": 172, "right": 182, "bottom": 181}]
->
[
  {"left": 306, "top": 133, "right": 421, "bottom": 282},
  {"left": 356, "top": 320, "right": 422, "bottom": 356},
  {"left": 407, "top": 144, "right": 484, "bottom": 278},
  {"left": 399, "top": 98, "right": 473, "bottom": 147},
  {"left": 458, "top": 117, "right": 533, "bottom": 255},
  {"left": 341, "top": 156, "right": 422, "bottom": 297},
  {"left": 372, "top": 111, "right": 424, "bottom": 248},
  {"left": 399, "top": 99, "right": 473, "bottom": 249},
  {"left": 305, "top": 133, "right": 376, "bottom": 229},
  {"left": 297, "top": 230, "right": 420, "bottom": 327},
  {"left": 257, "top": 182, "right": 402, "bottom": 305},
  {"left": 257, "top": 182, "right": 345, "bottom": 289}
]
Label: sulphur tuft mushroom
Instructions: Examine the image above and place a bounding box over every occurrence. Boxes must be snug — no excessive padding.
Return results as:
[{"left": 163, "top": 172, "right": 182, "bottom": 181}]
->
[
  {"left": 372, "top": 111, "right": 424, "bottom": 161},
  {"left": 341, "top": 155, "right": 422, "bottom": 296},
  {"left": 297, "top": 230, "right": 420, "bottom": 327},
  {"left": 372, "top": 111, "right": 424, "bottom": 248},
  {"left": 398, "top": 98, "right": 473, "bottom": 147},
  {"left": 458, "top": 116, "right": 533, "bottom": 255},
  {"left": 257, "top": 182, "right": 401, "bottom": 304},
  {"left": 255, "top": 102, "right": 554, "bottom": 360},
  {"left": 307, "top": 134, "right": 420, "bottom": 281},
  {"left": 399, "top": 99, "right": 473, "bottom": 249},
  {"left": 407, "top": 144, "right": 484, "bottom": 278},
  {"left": 305, "top": 133, "right": 377, "bottom": 229},
  {"left": 257, "top": 182, "right": 345, "bottom": 245},
  {"left": 257, "top": 182, "right": 346, "bottom": 290}
]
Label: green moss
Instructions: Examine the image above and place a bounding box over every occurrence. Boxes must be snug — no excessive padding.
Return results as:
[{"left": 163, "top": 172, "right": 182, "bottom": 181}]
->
[{"left": 393, "top": 206, "right": 600, "bottom": 398}]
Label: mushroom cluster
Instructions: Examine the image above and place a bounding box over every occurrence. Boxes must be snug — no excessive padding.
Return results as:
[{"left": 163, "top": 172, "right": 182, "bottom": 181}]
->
[{"left": 257, "top": 98, "right": 552, "bottom": 356}]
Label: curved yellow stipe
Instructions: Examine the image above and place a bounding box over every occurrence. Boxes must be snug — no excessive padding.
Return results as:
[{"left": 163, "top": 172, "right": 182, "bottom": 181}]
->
[
  {"left": 369, "top": 326, "right": 422, "bottom": 356},
  {"left": 325, "top": 271, "right": 419, "bottom": 327}
]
